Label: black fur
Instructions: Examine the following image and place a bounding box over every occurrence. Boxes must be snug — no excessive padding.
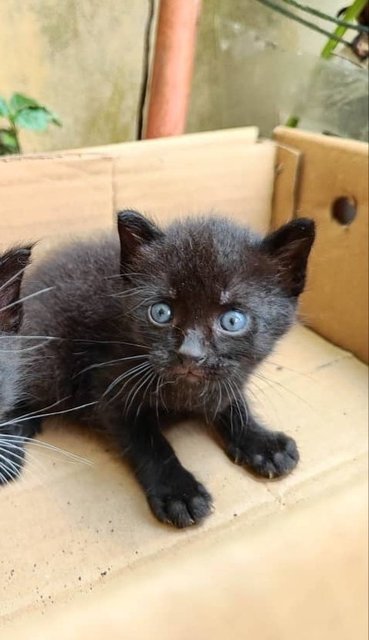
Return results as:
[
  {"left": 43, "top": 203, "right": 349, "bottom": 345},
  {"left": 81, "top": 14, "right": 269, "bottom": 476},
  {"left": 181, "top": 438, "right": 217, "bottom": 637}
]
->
[
  {"left": 0, "top": 246, "right": 32, "bottom": 483},
  {"left": 5, "top": 213, "right": 315, "bottom": 527}
]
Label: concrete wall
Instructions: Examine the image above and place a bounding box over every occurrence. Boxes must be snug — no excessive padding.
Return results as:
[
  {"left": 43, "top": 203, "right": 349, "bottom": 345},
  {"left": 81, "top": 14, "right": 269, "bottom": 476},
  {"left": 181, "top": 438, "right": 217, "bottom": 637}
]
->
[
  {"left": 0, "top": 0, "right": 346, "bottom": 153},
  {"left": 188, "top": 0, "right": 344, "bottom": 136},
  {"left": 0, "top": 0, "right": 150, "bottom": 152}
]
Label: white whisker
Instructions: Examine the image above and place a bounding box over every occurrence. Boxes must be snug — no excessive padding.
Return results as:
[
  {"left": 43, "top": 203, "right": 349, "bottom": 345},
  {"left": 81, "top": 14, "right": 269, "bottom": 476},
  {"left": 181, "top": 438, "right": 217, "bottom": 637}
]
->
[
  {"left": 0, "top": 451, "right": 22, "bottom": 477},
  {"left": 0, "top": 443, "right": 46, "bottom": 478},
  {"left": 107, "top": 363, "right": 152, "bottom": 405},
  {"left": 0, "top": 443, "right": 54, "bottom": 485},
  {"left": 104, "top": 272, "right": 146, "bottom": 281},
  {"left": 77, "top": 354, "right": 148, "bottom": 376},
  {"left": 3, "top": 343, "right": 54, "bottom": 354},
  {"left": 224, "top": 381, "right": 234, "bottom": 436},
  {"left": 254, "top": 371, "right": 316, "bottom": 412},
  {"left": 0, "top": 335, "right": 59, "bottom": 341},
  {"left": 110, "top": 286, "right": 152, "bottom": 299},
  {"left": 0, "top": 399, "right": 97, "bottom": 429},
  {"left": 72, "top": 339, "right": 148, "bottom": 349},
  {"left": 0, "top": 467, "right": 10, "bottom": 484},
  {"left": 0, "top": 434, "right": 92, "bottom": 465},
  {"left": 103, "top": 361, "right": 150, "bottom": 399},
  {"left": 0, "top": 397, "right": 72, "bottom": 428},
  {"left": 214, "top": 381, "right": 222, "bottom": 420},
  {"left": 0, "top": 287, "right": 54, "bottom": 313},
  {"left": 0, "top": 265, "right": 28, "bottom": 293},
  {"left": 123, "top": 296, "right": 157, "bottom": 315},
  {"left": 125, "top": 369, "right": 155, "bottom": 416}
]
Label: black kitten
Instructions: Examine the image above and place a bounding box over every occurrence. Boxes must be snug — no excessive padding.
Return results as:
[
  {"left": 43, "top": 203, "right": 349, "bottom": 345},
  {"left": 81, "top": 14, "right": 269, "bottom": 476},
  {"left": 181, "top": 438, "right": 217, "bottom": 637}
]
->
[
  {"left": 0, "top": 246, "right": 32, "bottom": 483},
  {"left": 9, "top": 212, "right": 315, "bottom": 527}
]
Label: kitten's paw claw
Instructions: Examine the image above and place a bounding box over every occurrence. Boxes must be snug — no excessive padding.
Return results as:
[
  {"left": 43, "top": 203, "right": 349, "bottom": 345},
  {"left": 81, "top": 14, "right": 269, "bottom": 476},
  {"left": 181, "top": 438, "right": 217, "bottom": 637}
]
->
[
  {"left": 148, "top": 480, "right": 213, "bottom": 529},
  {"left": 229, "top": 431, "right": 299, "bottom": 479}
]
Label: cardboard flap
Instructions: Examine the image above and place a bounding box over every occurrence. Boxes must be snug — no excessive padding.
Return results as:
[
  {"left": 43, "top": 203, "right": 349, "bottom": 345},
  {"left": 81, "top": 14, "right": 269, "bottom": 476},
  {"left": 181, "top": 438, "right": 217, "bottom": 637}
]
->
[
  {"left": 0, "top": 127, "right": 274, "bottom": 256},
  {"left": 272, "top": 140, "right": 302, "bottom": 222},
  {"left": 112, "top": 133, "right": 274, "bottom": 232},
  {"left": 273, "top": 127, "right": 369, "bottom": 363},
  {"left": 0, "top": 156, "right": 114, "bottom": 251}
]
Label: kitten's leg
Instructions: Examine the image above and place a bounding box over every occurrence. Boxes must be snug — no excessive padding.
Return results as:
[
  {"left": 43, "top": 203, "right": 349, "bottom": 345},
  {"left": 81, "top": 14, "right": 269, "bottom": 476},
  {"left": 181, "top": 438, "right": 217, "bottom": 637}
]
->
[
  {"left": 121, "top": 414, "right": 212, "bottom": 528},
  {"left": 214, "top": 398, "right": 299, "bottom": 479}
]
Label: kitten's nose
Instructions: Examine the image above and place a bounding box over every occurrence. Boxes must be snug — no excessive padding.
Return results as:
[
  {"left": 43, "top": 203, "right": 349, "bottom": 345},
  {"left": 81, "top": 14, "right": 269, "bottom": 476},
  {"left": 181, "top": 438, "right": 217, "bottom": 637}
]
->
[{"left": 178, "top": 330, "right": 206, "bottom": 364}]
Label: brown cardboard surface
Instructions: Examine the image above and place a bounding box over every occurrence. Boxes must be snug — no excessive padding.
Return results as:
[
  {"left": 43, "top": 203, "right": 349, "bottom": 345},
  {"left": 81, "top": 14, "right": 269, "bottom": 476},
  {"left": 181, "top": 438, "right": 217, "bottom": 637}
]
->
[
  {"left": 0, "top": 126, "right": 266, "bottom": 256},
  {"left": 10, "top": 479, "right": 368, "bottom": 640},
  {"left": 1, "top": 326, "right": 368, "bottom": 636},
  {"left": 0, "top": 128, "right": 367, "bottom": 639},
  {"left": 273, "top": 127, "right": 369, "bottom": 363},
  {"left": 0, "top": 156, "right": 114, "bottom": 250},
  {"left": 67, "top": 125, "right": 259, "bottom": 155},
  {"left": 112, "top": 132, "right": 273, "bottom": 230}
]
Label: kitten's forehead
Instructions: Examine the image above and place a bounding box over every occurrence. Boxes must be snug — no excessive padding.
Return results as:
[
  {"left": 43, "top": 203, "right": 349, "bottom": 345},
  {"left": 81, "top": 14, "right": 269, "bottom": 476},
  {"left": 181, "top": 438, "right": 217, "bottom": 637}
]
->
[
  {"left": 165, "top": 251, "right": 232, "bottom": 300},
  {"left": 138, "top": 217, "right": 265, "bottom": 306},
  {"left": 160, "top": 218, "right": 257, "bottom": 298}
]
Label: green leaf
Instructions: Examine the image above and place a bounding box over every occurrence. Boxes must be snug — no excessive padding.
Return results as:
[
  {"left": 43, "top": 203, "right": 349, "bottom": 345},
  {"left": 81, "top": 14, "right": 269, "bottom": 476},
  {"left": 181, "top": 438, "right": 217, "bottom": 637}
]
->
[
  {"left": 42, "top": 107, "right": 62, "bottom": 127},
  {"left": 285, "top": 115, "right": 300, "bottom": 128},
  {"left": 9, "top": 92, "right": 41, "bottom": 114},
  {"left": 14, "top": 106, "right": 62, "bottom": 130},
  {"left": 321, "top": 0, "right": 368, "bottom": 59},
  {"left": 7, "top": 93, "right": 62, "bottom": 128},
  {"left": 14, "top": 107, "right": 53, "bottom": 131},
  {"left": 0, "top": 128, "right": 19, "bottom": 150},
  {"left": 0, "top": 128, "right": 20, "bottom": 154},
  {"left": 49, "top": 111, "right": 62, "bottom": 127},
  {"left": 0, "top": 97, "right": 9, "bottom": 117}
]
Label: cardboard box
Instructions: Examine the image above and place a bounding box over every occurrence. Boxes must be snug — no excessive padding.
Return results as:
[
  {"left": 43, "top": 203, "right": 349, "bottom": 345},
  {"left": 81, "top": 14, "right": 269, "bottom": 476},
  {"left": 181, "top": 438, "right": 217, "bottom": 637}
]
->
[{"left": 0, "top": 127, "right": 367, "bottom": 639}]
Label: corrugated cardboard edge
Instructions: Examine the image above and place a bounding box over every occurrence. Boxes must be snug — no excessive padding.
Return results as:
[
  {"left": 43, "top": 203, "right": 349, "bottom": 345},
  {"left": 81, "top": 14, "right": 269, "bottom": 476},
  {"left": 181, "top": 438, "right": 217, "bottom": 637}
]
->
[
  {"left": 0, "top": 126, "right": 259, "bottom": 161},
  {"left": 0, "top": 126, "right": 276, "bottom": 258},
  {"left": 272, "top": 126, "right": 369, "bottom": 363}
]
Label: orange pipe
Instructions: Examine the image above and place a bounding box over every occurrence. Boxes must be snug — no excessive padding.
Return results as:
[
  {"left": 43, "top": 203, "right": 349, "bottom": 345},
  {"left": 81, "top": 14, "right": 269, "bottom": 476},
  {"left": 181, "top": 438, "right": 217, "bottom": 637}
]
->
[{"left": 144, "top": 0, "right": 202, "bottom": 139}]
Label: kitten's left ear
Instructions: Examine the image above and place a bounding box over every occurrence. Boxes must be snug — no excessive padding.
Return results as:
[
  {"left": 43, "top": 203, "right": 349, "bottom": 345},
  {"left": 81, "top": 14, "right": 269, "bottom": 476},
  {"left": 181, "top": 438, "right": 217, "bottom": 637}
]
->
[
  {"left": 261, "top": 218, "right": 315, "bottom": 297},
  {"left": 117, "top": 210, "right": 164, "bottom": 272},
  {"left": 0, "top": 246, "right": 33, "bottom": 333}
]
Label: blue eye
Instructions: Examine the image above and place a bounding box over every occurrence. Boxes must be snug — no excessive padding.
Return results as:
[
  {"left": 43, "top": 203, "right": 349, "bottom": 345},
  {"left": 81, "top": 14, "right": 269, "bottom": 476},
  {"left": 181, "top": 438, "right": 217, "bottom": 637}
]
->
[
  {"left": 149, "top": 302, "right": 173, "bottom": 325},
  {"left": 219, "top": 310, "right": 249, "bottom": 334}
]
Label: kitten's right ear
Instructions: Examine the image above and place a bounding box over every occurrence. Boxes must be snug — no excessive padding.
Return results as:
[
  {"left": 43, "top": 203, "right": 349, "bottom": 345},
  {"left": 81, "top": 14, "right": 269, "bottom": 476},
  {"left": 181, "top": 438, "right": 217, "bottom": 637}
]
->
[
  {"left": 0, "top": 246, "right": 33, "bottom": 333},
  {"left": 261, "top": 218, "right": 315, "bottom": 297},
  {"left": 117, "top": 210, "right": 163, "bottom": 273}
]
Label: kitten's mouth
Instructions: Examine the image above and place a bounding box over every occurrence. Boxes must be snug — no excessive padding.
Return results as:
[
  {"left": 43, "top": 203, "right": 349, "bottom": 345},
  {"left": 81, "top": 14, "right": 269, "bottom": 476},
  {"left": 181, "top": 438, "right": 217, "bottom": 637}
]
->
[{"left": 170, "top": 365, "right": 207, "bottom": 384}]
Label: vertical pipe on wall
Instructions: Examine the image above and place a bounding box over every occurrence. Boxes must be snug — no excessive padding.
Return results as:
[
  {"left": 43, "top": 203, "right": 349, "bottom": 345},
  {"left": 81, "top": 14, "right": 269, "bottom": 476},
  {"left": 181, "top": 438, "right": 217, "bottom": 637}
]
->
[{"left": 144, "top": 0, "right": 202, "bottom": 139}]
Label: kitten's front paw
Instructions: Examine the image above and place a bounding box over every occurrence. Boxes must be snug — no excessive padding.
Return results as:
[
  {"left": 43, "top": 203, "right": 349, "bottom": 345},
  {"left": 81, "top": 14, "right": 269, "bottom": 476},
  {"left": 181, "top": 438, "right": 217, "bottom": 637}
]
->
[
  {"left": 148, "top": 473, "right": 213, "bottom": 529},
  {"left": 0, "top": 443, "right": 25, "bottom": 485},
  {"left": 229, "top": 431, "right": 299, "bottom": 479}
]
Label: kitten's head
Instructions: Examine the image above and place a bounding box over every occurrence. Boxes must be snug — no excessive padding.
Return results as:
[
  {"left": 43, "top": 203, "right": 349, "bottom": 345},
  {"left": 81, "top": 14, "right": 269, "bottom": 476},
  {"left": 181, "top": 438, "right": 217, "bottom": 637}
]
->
[
  {"left": 0, "top": 247, "right": 32, "bottom": 416},
  {"left": 117, "top": 211, "right": 315, "bottom": 397}
]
